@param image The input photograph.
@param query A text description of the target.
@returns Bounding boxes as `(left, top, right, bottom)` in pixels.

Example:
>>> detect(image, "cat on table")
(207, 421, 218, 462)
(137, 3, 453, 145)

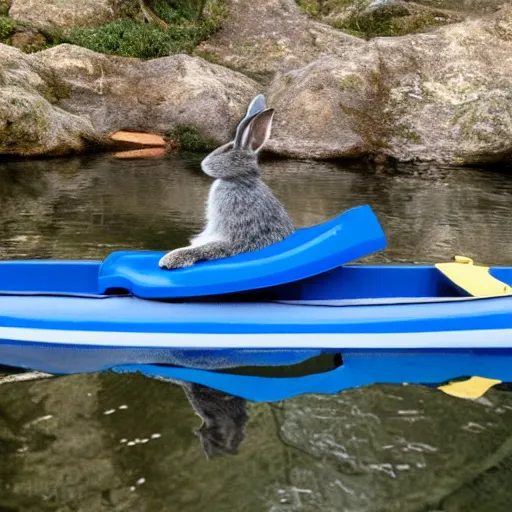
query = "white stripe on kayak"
(0, 326, 511, 349)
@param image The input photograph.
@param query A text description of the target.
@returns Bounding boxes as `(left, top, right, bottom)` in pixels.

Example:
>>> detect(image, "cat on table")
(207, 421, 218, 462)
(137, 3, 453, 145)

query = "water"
(0, 153, 512, 511)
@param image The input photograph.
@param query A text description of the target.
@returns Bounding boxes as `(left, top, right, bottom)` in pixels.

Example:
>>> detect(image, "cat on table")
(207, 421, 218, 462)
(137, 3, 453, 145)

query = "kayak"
(0, 205, 511, 401)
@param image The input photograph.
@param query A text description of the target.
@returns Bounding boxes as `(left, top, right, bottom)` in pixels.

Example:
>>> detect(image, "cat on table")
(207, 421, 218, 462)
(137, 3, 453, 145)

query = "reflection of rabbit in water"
(182, 383, 248, 459)
(159, 94, 295, 269)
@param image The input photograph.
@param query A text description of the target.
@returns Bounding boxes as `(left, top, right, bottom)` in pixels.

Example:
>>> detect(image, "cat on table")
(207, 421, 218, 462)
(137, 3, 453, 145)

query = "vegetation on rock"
(0, 0, 227, 58)
(0, 15, 64, 51)
(65, 0, 227, 58)
(0, 15, 15, 40)
(297, 0, 460, 39)
(167, 125, 219, 152)
(0, 0, 10, 16)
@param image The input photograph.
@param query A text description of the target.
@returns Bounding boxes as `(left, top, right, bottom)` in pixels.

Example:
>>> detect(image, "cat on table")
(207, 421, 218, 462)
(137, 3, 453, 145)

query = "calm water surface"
(0, 154, 512, 511)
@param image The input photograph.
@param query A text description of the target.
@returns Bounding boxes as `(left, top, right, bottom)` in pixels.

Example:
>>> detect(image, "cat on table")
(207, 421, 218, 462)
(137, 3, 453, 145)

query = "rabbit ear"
(234, 94, 266, 146)
(246, 94, 266, 118)
(240, 108, 275, 153)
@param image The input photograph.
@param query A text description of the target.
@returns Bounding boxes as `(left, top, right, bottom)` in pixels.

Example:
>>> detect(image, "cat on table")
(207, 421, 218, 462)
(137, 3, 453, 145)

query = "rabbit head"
(201, 94, 275, 179)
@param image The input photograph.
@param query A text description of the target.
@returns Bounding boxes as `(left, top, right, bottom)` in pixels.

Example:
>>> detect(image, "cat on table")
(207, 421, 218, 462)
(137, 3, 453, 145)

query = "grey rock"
(194, 0, 364, 80)
(0, 44, 102, 156)
(266, 5, 512, 163)
(9, 0, 137, 30)
(0, 43, 260, 156)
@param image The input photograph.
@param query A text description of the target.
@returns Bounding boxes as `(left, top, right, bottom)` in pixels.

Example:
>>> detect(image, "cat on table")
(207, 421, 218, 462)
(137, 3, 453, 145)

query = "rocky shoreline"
(1, 0, 512, 164)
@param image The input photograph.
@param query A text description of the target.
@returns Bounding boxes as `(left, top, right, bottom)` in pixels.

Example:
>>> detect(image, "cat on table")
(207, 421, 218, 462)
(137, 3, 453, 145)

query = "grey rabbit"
(159, 94, 295, 270)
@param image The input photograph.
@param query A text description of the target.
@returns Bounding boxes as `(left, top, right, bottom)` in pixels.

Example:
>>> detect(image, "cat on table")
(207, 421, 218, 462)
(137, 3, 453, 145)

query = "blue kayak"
(0, 205, 511, 401)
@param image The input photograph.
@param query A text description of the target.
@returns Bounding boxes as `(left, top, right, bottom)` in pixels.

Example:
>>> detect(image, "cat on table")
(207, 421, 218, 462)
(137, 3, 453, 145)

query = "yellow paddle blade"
(435, 255, 512, 297)
(438, 377, 502, 399)
(435, 256, 509, 398)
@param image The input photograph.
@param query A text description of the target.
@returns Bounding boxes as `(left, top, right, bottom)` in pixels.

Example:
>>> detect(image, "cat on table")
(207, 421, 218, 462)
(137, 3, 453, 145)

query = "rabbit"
(158, 94, 295, 270)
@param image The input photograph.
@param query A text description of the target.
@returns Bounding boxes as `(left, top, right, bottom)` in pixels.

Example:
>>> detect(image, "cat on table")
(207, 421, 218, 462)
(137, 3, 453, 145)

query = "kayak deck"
(0, 258, 510, 299)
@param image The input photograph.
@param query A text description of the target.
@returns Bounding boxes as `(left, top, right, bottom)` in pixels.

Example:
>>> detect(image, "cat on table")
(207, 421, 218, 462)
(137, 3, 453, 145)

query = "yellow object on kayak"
(435, 255, 512, 297)
(435, 256, 511, 399)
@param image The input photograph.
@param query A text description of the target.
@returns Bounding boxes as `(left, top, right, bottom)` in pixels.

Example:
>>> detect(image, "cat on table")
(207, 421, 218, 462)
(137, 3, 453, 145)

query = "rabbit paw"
(159, 248, 197, 270)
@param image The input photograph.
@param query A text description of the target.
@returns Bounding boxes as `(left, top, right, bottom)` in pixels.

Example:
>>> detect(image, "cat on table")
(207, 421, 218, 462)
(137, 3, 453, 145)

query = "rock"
(110, 131, 167, 146)
(0, 42, 260, 156)
(302, 0, 466, 39)
(265, 5, 512, 163)
(0, 44, 103, 156)
(194, 0, 364, 80)
(30, 44, 260, 140)
(10, 27, 47, 52)
(414, 0, 509, 15)
(9, 0, 137, 30)
(276, 385, 512, 511)
(3, 2, 512, 164)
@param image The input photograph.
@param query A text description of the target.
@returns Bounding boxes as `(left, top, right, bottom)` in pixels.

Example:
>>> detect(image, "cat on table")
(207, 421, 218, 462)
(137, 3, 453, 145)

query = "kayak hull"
(0, 218, 511, 400)
(0, 262, 511, 376)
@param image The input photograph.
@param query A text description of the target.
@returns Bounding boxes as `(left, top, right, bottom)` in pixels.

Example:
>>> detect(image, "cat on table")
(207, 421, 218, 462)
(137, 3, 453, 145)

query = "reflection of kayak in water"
(0, 205, 511, 401)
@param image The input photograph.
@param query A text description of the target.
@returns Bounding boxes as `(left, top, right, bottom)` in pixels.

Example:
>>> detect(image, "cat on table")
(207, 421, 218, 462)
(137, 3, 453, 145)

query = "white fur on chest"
(190, 180, 224, 246)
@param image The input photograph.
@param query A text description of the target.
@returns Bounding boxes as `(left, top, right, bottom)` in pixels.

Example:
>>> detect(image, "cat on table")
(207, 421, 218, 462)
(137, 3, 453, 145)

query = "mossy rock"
(0, 0, 11, 16)
(0, 15, 15, 41)
(167, 125, 219, 152)
(0, 15, 61, 52)
(297, 0, 463, 39)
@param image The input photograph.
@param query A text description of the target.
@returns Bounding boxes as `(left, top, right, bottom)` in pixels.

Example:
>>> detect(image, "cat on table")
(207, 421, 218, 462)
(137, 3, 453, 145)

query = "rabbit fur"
(159, 95, 294, 270)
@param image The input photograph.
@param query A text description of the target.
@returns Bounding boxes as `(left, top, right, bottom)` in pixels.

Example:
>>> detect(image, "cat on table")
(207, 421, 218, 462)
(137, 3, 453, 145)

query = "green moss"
(64, 0, 227, 59)
(296, 0, 321, 16)
(394, 126, 421, 143)
(0, 15, 15, 41)
(0, 16, 64, 51)
(168, 125, 218, 151)
(339, 73, 363, 92)
(152, 0, 206, 22)
(297, 0, 353, 16)
(194, 49, 222, 65)
(333, 3, 412, 38)
(8, 97, 30, 108)
(0, 0, 10, 17)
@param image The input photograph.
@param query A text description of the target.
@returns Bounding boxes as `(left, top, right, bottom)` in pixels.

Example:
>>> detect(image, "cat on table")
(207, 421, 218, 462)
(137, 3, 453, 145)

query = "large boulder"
(29, 44, 260, 140)
(0, 44, 101, 156)
(0, 42, 260, 156)
(8, 0, 137, 29)
(194, 0, 364, 80)
(266, 5, 512, 163)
